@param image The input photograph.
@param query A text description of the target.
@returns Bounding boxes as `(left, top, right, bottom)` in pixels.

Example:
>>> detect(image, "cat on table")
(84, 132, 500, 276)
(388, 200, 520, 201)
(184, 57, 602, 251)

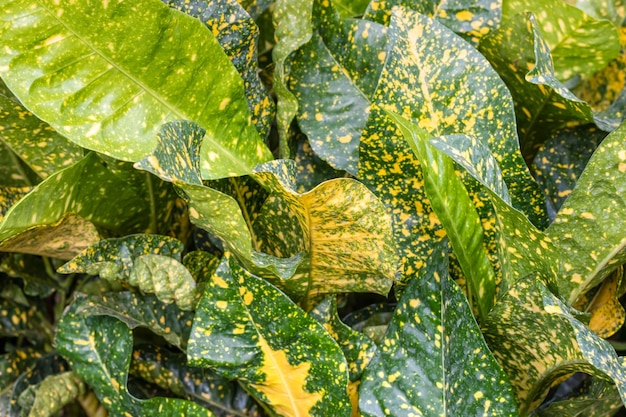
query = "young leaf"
(359, 240, 519, 417)
(386, 111, 496, 320)
(56, 301, 214, 416)
(502, 0, 620, 81)
(0, 0, 271, 178)
(187, 255, 352, 417)
(546, 122, 626, 304)
(484, 275, 626, 415)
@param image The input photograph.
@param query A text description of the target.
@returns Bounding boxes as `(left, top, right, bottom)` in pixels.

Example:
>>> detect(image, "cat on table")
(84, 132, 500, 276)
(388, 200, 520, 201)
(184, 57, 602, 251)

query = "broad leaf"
(0, 348, 42, 389)
(56, 301, 214, 416)
(502, 0, 620, 81)
(342, 302, 396, 345)
(546, 122, 626, 304)
(17, 371, 85, 417)
(484, 275, 626, 415)
(0, 0, 271, 178)
(187, 255, 352, 417)
(583, 269, 625, 338)
(0, 79, 83, 179)
(478, 12, 595, 160)
(359, 240, 519, 416)
(0, 298, 52, 343)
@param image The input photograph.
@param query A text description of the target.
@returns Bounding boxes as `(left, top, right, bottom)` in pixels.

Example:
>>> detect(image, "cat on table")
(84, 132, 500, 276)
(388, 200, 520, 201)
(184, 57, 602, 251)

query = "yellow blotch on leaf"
(456, 10, 473, 21)
(249, 338, 324, 417)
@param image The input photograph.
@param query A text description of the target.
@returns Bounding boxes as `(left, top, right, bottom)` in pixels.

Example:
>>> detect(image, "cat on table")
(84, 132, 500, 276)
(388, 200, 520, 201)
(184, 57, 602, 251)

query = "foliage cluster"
(1, 0, 626, 416)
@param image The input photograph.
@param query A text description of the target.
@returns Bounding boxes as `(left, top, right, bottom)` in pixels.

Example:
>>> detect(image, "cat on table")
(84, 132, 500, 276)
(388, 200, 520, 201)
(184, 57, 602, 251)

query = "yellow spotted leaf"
(187, 255, 352, 417)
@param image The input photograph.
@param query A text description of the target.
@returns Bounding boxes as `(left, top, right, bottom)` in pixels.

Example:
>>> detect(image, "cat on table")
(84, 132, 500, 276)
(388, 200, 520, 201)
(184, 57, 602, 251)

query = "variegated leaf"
(359, 240, 519, 416)
(17, 372, 85, 417)
(0, 0, 271, 178)
(187, 255, 352, 417)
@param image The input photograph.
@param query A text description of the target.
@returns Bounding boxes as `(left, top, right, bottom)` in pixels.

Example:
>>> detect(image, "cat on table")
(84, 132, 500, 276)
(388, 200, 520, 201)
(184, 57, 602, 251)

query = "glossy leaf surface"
(359, 240, 518, 416)
(188, 255, 352, 417)
(0, 0, 271, 178)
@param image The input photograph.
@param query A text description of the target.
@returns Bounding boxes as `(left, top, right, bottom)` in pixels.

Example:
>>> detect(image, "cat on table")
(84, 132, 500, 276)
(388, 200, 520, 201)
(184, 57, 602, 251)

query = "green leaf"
(546, 121, 626, 304)
(0, 348, 42, 389)
(386, 111, 496, 320)
(532, 125, 607, 218)
(0, 0, 271, 178)
(0, 79, 83, 179)
(502, 0, 620, 81)
(273, 0, 315, 156)
(342, 303, 396, 345)
(484, 274, 626, 415)
(359, 240, 519, 417)
(162, 0, 275, 139)
(130, 345, 262, 416)
(0, 140, 38, 188)
(17, 371, 85, 417)
(334, 0, 370, 18)
(71, 292, 194, 350)
(56, 301, 214, 416)
(188, 255, 352, 417)
(364, 0, 502, 44)
(478, 12, 595, 161)
(0, 298, 52, 343)
(291, 132, 346, 193)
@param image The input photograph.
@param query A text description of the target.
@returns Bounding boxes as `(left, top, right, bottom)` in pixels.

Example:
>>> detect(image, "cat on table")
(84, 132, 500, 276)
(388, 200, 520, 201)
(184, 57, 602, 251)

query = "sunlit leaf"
(188, 255, 352, 417)
(0, 0, 271, 178)
(502, 0, 620, 81)
(359, 240, 519, 416)
(546, 122, 626, 304)
(582, 269, 625, 338)
(17, 371, 85, 417)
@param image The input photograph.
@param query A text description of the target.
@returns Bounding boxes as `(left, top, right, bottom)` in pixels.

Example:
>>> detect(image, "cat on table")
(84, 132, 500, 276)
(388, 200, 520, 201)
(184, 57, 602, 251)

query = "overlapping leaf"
(188, 255, 352, 417)
(484, 275, 626, 415)
(56, 301, 214, 416)
(502, 0, 620, 81)
(479, 12, 595, 160)
(0, 299, 52, 343)
(130, 345, 262, 417)
(162, 0, 274, 138)
(0, 0, 271, 178)
(0, 79, 83, 180)
(0, 348, 42, 389)
(546, 122, 626, 304)
(17, 371, 85, 417)
(359, 240, 519, 416)
(583, 269, 625, 338)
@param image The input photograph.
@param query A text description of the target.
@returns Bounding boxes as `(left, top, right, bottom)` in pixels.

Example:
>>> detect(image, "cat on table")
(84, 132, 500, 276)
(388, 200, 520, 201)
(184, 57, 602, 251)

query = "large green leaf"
(387, 111, 496, 320)
(359, 240, 519, 416)
(358, 7, 545, 294)
(162, 0, 275, 139)
(546, 121, 626, 304)
(502, 0, 620, 81)
(0, 79, 83, 180)
(0, 0, 271, 179)
(478, 12, 595, 161)
(56, 301, 214, 416)
(17, 371, 85, 417)
(187, 255, 352, 417)
(484, 275, 626, 415)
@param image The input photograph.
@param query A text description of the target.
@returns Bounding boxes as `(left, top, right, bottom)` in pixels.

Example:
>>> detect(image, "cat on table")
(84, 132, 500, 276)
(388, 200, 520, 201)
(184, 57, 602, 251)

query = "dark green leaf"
(0, 299, 52, 343)
(188, 255, 352, 417)
(359, 240, 519, 416)
(0, 0, 271, 178)
(0, 349, 43, 389)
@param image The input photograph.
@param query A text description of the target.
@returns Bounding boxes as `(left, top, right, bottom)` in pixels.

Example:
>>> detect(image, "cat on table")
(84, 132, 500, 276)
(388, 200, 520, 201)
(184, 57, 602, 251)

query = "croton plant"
(0, 0, 625, 416)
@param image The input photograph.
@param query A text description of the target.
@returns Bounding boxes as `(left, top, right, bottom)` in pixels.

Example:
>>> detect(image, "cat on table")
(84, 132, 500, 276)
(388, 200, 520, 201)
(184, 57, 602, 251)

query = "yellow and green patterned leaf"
(545, 122, 626, 304)
(56, 301, 214, 416)
(364, 0, 502, 44)
(532, 125, 607, 218)
(502, 0, 620, 82)
(162, 0, 274, 139)
(187, 255, 352, 417)
(292, 133, 347, 193)
(0, 134, 39, 188)
(71, 292, 194, 350)
(580, 268, 625, 338)
(0, 348, 42, 389)
(17, 371, 85, 417)
(484, 275, 626, 415)
(478, 12, 595, 160)
(0, 0, 271, 179)
(0, 79, 83, 180)
(359, 240, 519, 416)
(0, 298, 53, 343)
(387, 111, 496, 320)
(130, 345, 263, 416)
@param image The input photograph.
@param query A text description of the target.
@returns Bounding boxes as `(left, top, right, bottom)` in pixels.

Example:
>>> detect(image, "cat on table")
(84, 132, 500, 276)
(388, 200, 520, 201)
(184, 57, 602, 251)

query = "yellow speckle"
(216, 301, 228, 309)
(474, 391, 484, 400)
(409, 299, 420, 308)
(338, 134, 351, 144)
(213, 276, 229, 289)
(619, 162, 626, 173)
(243, 291, 253, 306)
(219, 98, 231, 111)
(315, 113, 323, 121)
(456, 10, 473, 21)
(189, 207, 199, 219)
(580, 212, 595, 220)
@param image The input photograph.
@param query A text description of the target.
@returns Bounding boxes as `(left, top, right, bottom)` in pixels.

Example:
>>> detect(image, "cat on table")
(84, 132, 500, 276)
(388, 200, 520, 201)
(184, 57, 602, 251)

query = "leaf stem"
(145, 172, 158, 234)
